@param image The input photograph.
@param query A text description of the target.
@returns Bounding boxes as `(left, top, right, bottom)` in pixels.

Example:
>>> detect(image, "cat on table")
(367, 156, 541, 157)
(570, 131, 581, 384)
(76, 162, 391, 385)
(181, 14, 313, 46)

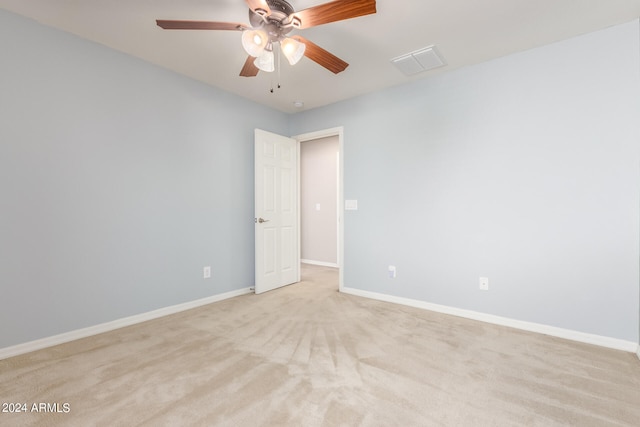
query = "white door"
(255, 129, 299, 294)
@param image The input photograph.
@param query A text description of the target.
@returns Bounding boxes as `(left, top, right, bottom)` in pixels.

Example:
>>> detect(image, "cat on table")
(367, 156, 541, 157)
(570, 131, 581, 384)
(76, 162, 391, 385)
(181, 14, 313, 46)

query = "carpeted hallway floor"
(1, 264, 639, 426)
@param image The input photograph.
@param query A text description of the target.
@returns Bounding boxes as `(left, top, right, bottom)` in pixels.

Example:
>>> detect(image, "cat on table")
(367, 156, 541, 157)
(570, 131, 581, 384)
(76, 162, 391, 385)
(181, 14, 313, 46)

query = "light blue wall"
(2, 9, 639, 349)
(0, 10, 288, 348)
(291, 20, 640, 342)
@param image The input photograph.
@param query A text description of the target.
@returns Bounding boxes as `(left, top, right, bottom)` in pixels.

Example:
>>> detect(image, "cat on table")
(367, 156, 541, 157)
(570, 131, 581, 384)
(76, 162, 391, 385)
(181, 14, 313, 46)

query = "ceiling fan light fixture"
(254, 49, 275, 72)
(241, 29, 268, 57)
(281, 37, 306, 65)
(156, 0, 378, 77)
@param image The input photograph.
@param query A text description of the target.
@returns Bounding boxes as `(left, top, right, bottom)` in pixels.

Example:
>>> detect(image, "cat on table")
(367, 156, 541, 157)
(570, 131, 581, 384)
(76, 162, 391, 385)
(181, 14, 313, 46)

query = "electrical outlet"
(203, 266, 211, 279)
(479, 277, 489, 291)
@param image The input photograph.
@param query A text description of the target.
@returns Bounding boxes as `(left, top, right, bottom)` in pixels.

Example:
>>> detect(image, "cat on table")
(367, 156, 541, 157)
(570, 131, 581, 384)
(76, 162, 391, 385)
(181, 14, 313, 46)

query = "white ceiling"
(2, 0, 640, 113)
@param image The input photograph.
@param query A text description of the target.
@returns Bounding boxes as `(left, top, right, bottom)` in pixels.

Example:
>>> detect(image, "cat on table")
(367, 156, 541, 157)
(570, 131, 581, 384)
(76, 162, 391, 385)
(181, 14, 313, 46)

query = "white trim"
(341, 286, 638, 353)
(636, 344, 640, 361)
(295, 137, 302, 284)
(0, 288, 253, 360)
(301, 259, 339, 268)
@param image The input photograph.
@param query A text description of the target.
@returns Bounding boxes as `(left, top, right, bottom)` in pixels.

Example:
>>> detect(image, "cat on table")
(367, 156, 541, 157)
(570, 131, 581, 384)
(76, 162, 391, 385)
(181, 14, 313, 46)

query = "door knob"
(257, 218, 270, 223)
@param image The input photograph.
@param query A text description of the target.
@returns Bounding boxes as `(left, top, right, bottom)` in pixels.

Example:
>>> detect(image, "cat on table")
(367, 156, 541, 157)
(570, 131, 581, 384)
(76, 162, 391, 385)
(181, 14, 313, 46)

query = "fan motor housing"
(249, 0, 295, 29)
(266, 0, 295, 16)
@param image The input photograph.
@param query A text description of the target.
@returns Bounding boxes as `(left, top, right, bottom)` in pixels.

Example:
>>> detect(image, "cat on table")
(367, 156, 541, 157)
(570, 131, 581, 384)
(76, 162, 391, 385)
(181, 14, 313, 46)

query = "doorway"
(295, 127, 344, 291)
(300, 136, 339, 267)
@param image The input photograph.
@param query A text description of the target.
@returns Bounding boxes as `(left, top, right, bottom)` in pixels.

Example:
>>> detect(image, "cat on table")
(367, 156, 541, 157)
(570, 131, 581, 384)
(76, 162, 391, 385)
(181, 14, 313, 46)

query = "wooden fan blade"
(156, 20, 249, 31)
(292, 36, 348, 74)
(240, 55, 260, 77)
(245, 0, 272, 16)
(292, 0, 376, 29)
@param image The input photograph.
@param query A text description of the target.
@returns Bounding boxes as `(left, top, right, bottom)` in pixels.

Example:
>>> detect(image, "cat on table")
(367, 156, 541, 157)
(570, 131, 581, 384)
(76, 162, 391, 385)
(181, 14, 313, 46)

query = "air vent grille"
(391, 46, 446, 76)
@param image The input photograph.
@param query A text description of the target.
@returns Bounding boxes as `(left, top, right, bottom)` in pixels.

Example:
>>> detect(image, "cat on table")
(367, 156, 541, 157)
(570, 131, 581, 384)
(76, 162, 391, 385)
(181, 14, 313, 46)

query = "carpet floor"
(1, 264, 639, 426)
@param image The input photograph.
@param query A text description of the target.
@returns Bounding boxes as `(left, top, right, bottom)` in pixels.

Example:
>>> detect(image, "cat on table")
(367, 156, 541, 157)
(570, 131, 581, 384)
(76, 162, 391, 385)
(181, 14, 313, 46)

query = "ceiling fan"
(156, 0, 376, 77)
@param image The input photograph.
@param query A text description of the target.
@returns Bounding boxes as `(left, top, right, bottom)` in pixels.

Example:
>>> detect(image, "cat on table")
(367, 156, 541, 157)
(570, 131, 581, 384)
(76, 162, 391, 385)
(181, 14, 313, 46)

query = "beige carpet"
(1, 264, 639, 426)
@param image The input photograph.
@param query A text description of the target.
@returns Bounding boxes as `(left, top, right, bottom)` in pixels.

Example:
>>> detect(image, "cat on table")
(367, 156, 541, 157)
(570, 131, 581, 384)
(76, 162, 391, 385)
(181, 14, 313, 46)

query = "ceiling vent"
(391, 46, 446, 76)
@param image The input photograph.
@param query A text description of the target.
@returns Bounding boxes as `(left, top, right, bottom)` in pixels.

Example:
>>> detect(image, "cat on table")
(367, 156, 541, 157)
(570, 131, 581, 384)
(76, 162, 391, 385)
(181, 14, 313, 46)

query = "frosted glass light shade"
(254, 50, 275, 72)
(241, 30, 268, 57)
(280, 37, 306, 65)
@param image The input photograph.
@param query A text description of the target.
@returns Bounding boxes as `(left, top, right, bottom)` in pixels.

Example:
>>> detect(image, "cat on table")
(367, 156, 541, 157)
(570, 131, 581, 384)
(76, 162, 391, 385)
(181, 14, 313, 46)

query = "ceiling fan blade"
(245, 0, 272, 16)
(156, 20, 249, 31)
(292, 36, 348, 74)
(240, 55, 260, 77)
(292, 0, 376, 29)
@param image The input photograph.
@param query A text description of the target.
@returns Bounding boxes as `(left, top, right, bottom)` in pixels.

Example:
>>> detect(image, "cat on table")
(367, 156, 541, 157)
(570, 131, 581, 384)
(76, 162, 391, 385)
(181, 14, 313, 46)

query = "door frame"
(293, 127, 345, 292)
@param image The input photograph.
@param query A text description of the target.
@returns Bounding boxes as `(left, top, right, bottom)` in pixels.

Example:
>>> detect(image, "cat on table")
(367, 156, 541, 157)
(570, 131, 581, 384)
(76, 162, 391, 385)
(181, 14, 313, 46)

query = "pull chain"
(270, 45, 282, 93)
(277, 46, 281, 89)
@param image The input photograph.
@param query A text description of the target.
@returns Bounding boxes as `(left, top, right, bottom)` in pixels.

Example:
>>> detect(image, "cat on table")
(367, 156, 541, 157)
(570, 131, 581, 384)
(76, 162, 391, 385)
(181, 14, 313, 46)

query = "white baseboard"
(636, 345, 640, 361)
(301, 259, 339, 268)
(341, 287, 638, 354)
(0, 287, 253, 361)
